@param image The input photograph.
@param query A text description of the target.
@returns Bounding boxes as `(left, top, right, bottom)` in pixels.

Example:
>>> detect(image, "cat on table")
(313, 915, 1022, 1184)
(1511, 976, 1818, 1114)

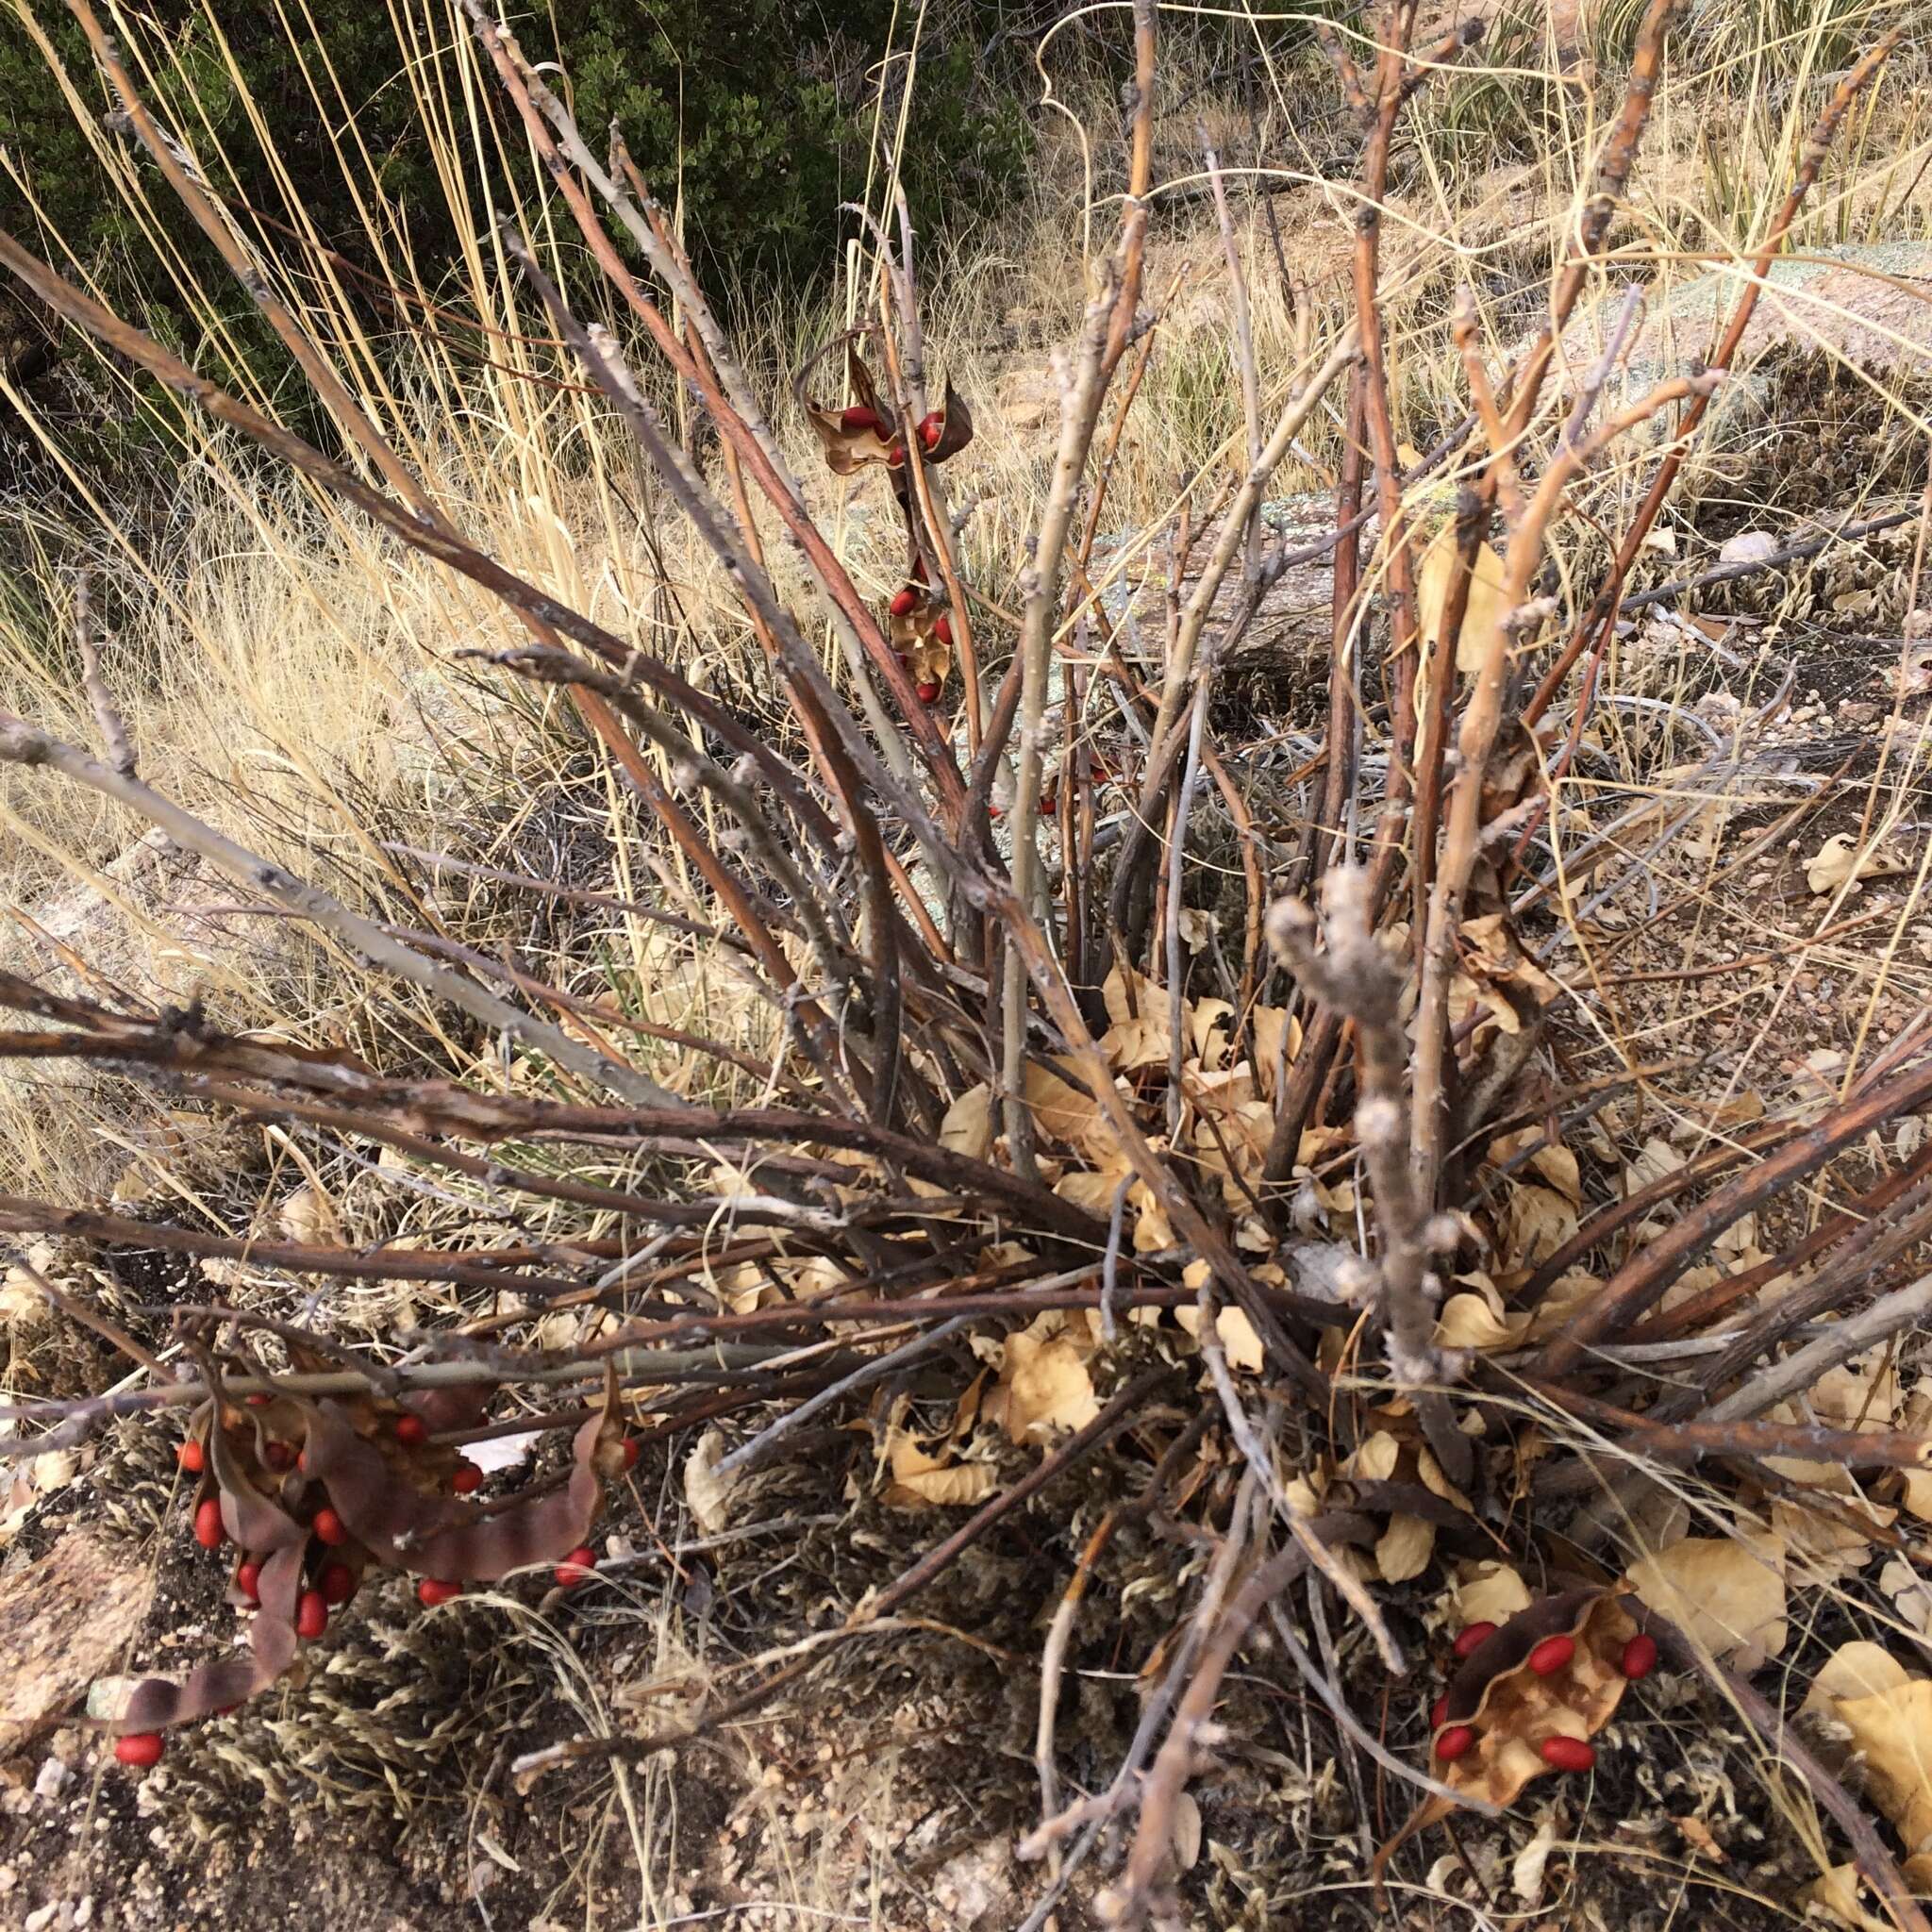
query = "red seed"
(264, 1441, 295, 1472)
(245, 1393, 270, 1408)
(193, 1497, 225, 1550)
(621, 1438, 639, 1471)
(311, 1507, 347, 1547)
(889, 586, 919, 618)
(114, 1733, 164, 1769)
(918, 410, 944, 451)
(236, 1561, 261, 1604)
(452, 1465, 482, 1495)
(916, 679, 941, 704)
(1435, 1724, 1476, 1762)
(886, 442, 907, 468)
(555, 1545, 597, 1589)
(840, 405, 883, 434)
(933, 614, 953, 647)
(319, 1562, 356, 1607)
(1451, 1621, 1497, 1659)
(1621, 1634, 1659, 1681)
(296, 1590, 327, 1640)
(297, 1451, 308, 1474)
(417, 1577, 463, 1608)
(392, 1414, 428, 1448)
(1430, 1693, 1449, 1729)
(177, 1440, 206, 1474)
(1041, 793, 1057, 816)
(1540, 1735, 1596, 1774)
(1527, 1634, 1576, 1677)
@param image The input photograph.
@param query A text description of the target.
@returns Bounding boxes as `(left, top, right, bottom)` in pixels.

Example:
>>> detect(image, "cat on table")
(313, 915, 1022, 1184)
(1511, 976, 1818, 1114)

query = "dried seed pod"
(1377, 1590, 1641, 1889)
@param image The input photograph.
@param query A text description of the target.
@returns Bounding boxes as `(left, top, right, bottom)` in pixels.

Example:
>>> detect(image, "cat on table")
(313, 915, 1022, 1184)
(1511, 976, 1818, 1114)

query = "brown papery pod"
(1374, 1589, 1641, 1891)
(800, 343, 900, 475)
(920, 380, 974, 462)
(301, 1364, 623, 1582)
(109, 1387, 310, 1733)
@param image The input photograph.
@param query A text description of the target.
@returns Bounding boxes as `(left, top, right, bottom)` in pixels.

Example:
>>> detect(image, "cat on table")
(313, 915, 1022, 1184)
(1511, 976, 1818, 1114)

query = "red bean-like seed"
(556, 1545, 597, 1589)
(1451, 1621, 1497, 1659)
(1526, 1634, 1576, 1677)
(296, 1590, 327, 1640)
(264, 1441, 295, 1472)
(392, 1413, 428, 1447)
(114, 1733, 164, 1769)
(236, 1560, 261, 1604)
(1621, 1634, 1659, 1680)
(933, 614, 953, 648)
(193, 1497, 225, 1550)
(452, 1465, 482, 1494)
(417, 1577, 463, 1607)
(621, 1438, 639, 1471)
(886, 442, 907, 468)
(916, 679, 941, 704)
(1540, 1735, 1596, 1774)
(1430, 1694, 1449, 1729)
(918, 411, 943, 451)
(319, 1562, 356, 1607)
(177, 1440, 206, 1474)
(889, 587, 919, 618)
(244, 1393, 270, 1408)
(1434, 1724, 1476, 1762)
(840, 406, 883, 434)
(311, 1507, 347, 1547)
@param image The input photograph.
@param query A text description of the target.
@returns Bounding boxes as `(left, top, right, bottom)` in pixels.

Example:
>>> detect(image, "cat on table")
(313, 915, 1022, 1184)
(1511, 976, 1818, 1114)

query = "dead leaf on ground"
(940, 1082, 994, 1160)
(1375, 1511, 1436, 1583)
(983, 1311, 1100, 1444)
(1807, 833, 1907, 897)
(1451, 1561, 1534, 1628)
(1622, 1533, 1788, 1667)
(683, 1429, 740, 1535)
(1174, 1302, 1266, 1372)
(1802, 1864, 1891, 1932)
(880, 1428, 998, 1511)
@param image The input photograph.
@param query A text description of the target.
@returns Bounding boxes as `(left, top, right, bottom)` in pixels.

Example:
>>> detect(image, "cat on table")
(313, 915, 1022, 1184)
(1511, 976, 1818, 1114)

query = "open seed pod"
(798, 335, 974, 477)
(1374, 1588, 1644, 1890)
(889, 596, 955, 698)
(98, 1366, 627, 1736)
(801, 341, 902, 475)
(911, 380, 974, 463)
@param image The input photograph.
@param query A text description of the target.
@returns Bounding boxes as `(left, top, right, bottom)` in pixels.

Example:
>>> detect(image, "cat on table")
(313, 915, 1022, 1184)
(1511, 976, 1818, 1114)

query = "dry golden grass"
(1, 0, 1927, 1227)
